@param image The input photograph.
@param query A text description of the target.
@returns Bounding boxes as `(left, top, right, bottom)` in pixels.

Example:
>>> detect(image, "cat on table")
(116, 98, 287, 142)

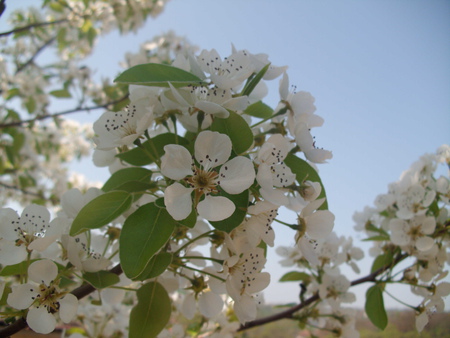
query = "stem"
(0, 264, 123, 337)
(383, 289, 417, 310)
(0, 19, 68, 38)
(15, 36, 56, 74)
(0, 95, 129, 129)
(175, 264, 226, 282)
(238, 252, 408, 332)
(174, 230, 215, 255)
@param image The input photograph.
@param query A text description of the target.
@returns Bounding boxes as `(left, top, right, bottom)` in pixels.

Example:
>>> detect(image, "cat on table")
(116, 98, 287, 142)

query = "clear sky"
(2, 0, 449, 308)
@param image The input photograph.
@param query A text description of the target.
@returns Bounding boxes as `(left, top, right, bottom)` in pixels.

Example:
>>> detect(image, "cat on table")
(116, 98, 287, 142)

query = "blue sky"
(2, 0, 449, 308)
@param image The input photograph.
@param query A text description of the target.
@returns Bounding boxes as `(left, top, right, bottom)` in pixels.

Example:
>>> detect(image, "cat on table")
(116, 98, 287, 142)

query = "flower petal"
(27, 307, 57, 334)
(7, 283, 36, 309)
(59, 293, 78, 323)
(28, 259, 58, 285)
(195, 131, 231, 170)
(161, 144, 193, 180)
(219, 156, 255, 194)
(198, 291, 224, 318)
(197, 195, 235, 221)
(164, 183, 193, 220)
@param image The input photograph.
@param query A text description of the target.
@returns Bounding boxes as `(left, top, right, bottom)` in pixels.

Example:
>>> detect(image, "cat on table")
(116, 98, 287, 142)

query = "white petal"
(246, 272, 271, 294)
(180, 293, 196, 320)
(164, 183, 193, 220)
(93, 149, 117, 167)
(195, 100, 229, 118)
(265, 134, 290, 161)
(416, 312, 428, 332)
(20, 204, 50, 234)
(160, 144, 193, 180)
(28, 259, 58, 285)
(279, 72, 289, 100)
(198, 195, 235, 221)
(304, 148, 333, 164)
(7, 284, 37, 309)
(0, 239, 27, 266)
(198, 291, 224, 318)
(195, 131, 231, 170)
(233, 294, 257, 324)
(291, 91, 316, 115)
(59, 294, 78, 323)
(0, 208, 20, 240)
(256, 163, 273, 190)
(219, 157, 255, 194)
(305, 210, 335, 240)
(27, 307, 57, 334)
(415, 236, 434, 251)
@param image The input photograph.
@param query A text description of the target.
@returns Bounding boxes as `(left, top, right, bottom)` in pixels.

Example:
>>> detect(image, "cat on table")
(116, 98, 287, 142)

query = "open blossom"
(389, 214, 436, 252)
(296, 197, 335, 241)
(93, 103, 154, 150)
(7, 260, 78, 334)
(0, 205, 66, 266)
(223, 248, 270, 323)
(256, 134, 296, 205)
(161, 130, 255, 221)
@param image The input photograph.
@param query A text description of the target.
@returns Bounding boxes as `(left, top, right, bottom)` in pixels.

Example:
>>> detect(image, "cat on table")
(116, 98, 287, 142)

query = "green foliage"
(120, 202, 176, 279)
(83, 271, 120, 289)
(284, 153, 328, 210)
(365, 285, 388, 331)
(117, 133, 189, 166)
(371, 252, 394, 273)
(279, 271, 311, 283)
(210, 111, 254, 155)
(134, 252, 173, 281)
(114, 63, 205, 88)
(210, 189, 249, 233)
(244, 101, 274, 119)
(102, 167, 153, 192)
(70, 191, 133, 236)
(241, 63, 270, 97)
(129, 282, 172, 338)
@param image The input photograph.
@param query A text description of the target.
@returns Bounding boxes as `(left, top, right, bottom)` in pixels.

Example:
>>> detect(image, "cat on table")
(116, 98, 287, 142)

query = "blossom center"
(186, 167, 219, 194)
(33, 283, 64, 313)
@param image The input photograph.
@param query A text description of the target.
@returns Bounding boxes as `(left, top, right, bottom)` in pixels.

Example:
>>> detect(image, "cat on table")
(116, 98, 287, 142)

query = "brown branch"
(238, 252, 408, 332)
(0, 19, 67, 38)
(0, 95, 129, 129)
(15, 36, 56, 74)
(0, 264, 123, 337)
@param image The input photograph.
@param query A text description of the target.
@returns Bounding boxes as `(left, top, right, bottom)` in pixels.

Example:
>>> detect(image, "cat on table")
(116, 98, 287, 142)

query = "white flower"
(93, 103, 154, 150)
(7, 259, 78, 334)
(0, 205, 65, 266)
(294, 121, 333, 163)
(296, 198, 335, 241)
(245, 201, 278, 247)
(389, 215, 436, 251)
(223, 248, 270, 324)
(318, 273, 355, 310)
(256, 134, 296, 205)
(161, 130, 255, 221)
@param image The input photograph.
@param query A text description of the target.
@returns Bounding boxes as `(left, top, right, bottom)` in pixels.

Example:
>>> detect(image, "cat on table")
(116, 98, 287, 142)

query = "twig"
(238, 253, 408, 332)
(0, 95, 129, 129)
(0, 19, 67, 38)
(0, 264, 123, 337)
(15, 36, 56, 74)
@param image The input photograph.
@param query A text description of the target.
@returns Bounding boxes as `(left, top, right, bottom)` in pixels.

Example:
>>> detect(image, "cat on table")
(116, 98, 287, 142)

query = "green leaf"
(102, 168, 153, 192)
(365, 285, 388, 330)
(284, 153, 328, 210)
(244, 101, 274, 119)
(210, 111, 253, 154)
(114, 63, 205, 88)
(25, 97, 36, 113)
(279, 271, 311, 283)
(49, 89, 71, 98)
(371, 252, 394, 273)
(129, 282, 171, 338)
(210, 189, 249, 233)
(120, 203, 176, 279)
(83, 271, 120, 289)
(0, 260, 38, 276)
(362, 235, 390, 242)
(241, 63, 270, 97)
(70, 191, 133, 236)
(117, 133, 189, 166)
(134, 252, 173, 281)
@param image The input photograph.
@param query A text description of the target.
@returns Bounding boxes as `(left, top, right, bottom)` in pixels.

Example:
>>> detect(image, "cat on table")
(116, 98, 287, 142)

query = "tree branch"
(0, 19, 67, 38)
(238, 252, 408, 332)
(0, 264, 123, 337)
(15, 36, 56, 74)
(0, 95, 129, 129)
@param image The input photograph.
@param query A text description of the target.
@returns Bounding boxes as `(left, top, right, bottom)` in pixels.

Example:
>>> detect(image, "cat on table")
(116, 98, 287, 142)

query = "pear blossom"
(161, 130, 255, 221)
(0, 205, 66, 266)
(223, 248, 270, 323)
(296, 198, 335, 241)
(389, 215, 436, 252)
(93, 103, 154, 150)
(7, 259, 78, 334)
(256, 134, 296, 205)
(318, 273, 355, 310)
